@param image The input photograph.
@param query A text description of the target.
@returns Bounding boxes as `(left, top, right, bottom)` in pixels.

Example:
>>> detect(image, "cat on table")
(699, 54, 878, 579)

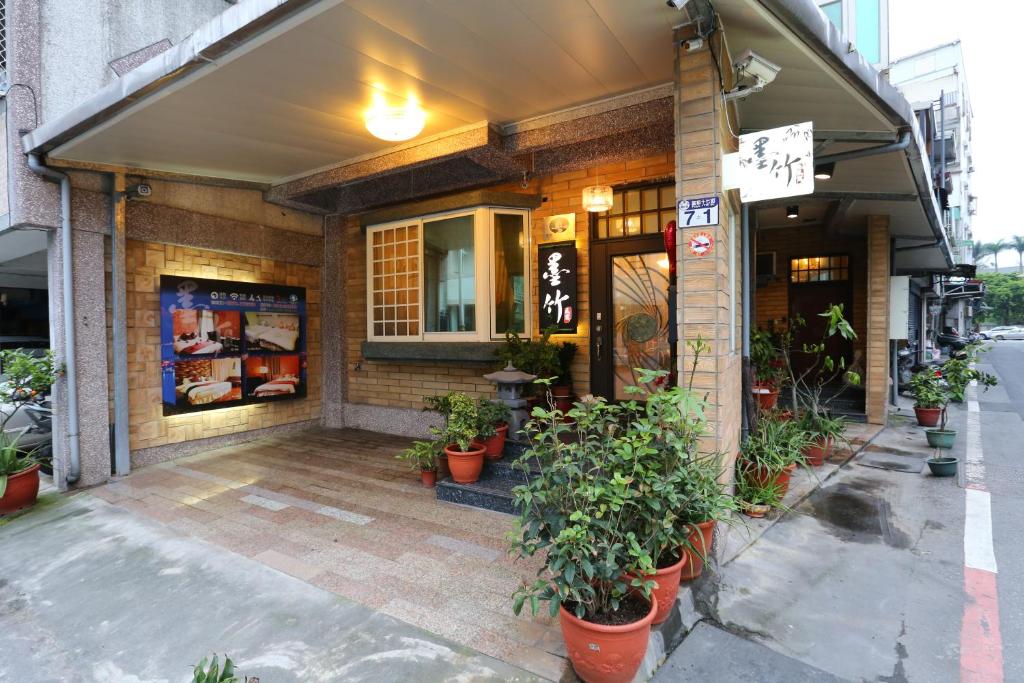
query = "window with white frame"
(366, 207, 530, 341)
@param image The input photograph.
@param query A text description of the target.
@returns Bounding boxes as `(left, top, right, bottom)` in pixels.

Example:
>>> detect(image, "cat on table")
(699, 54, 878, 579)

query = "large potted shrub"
(495, 328, 562, 405)
(942, 342, 997, 403)
(436, 393, 485, 484)
(751, 329, 786, 410)
(475, 398, 511, 460)
(909, 370, 946, 427)
(738, 414, 809, 499)
(396, 440, 440, 488)
(510, 390, 660, 683)
(674, 452, 736, 582)
(0, 349, 58, 515)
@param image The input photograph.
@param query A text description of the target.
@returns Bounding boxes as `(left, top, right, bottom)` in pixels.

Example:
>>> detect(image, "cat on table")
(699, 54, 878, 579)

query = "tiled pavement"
(89, 428, 566, 681)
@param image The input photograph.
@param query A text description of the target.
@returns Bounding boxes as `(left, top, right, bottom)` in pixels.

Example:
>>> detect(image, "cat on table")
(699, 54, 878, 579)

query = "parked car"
(991, 327, 1024, 341)
(980, 326, 1018, 340)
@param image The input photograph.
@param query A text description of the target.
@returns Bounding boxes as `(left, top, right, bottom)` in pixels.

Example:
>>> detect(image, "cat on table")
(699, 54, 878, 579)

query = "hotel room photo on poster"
(160, 275, 307, 415)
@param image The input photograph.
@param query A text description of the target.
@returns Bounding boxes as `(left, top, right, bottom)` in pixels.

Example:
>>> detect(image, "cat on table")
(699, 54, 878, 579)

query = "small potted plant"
(551, 340, 578, 411)
(496, 328, 562, 405)
(396, 440, 440, 487)
(475, 399, 511, 460)
(735, 476, 784, 518)
(909, 370, 946, 428)
(738, 414, 809, 499)
(435, 393, 485, 484)
(797, 411, 846, 467)
(0, 349, 58, 515)
(675, 452, 737, 582)
(751, 329, 785, 410)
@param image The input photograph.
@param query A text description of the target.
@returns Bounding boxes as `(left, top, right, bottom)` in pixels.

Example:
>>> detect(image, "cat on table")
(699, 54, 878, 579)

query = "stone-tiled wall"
(342, 154, 675, 423)
(115, 240, 322, 459)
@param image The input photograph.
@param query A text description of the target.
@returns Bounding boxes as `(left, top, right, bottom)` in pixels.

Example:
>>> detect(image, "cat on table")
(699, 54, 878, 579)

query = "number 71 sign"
(677, 196, 719, 228)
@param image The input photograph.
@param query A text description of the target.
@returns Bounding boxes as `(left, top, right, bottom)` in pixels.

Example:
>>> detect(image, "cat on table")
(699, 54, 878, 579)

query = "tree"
(974, 242, 992, 270)
(990, 239, 1008, 272)
(978, 273, 1024, 325)
(1012, 235, 1024, 273)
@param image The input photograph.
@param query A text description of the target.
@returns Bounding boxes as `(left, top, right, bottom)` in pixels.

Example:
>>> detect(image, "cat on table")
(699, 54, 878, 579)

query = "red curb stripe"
(961, 567, 1004, 682)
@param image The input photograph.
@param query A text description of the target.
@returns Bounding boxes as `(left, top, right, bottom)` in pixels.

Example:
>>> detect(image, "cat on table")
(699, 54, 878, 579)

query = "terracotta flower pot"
(753, 385, 779, 410)
(744, 462, 797, 499)
(742, 502, 771, 518)
(444, 443, 486, 484)
(559, 595, 657, 683)
(552, 385, 574, 412)
(644, 553, 688, 624)
(0, 463, 41, 515)
(914, 406, 942, 428)
(680, 520, 716, 581)
(420, 469, 437, 488)
(480, 423, 509, 460)
(802, 436, 834, 467)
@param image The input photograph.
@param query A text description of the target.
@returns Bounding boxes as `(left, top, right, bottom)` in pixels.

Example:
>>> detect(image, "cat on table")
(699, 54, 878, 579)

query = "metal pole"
(741, 202, 756, 439)
(110, 174, 130, 475)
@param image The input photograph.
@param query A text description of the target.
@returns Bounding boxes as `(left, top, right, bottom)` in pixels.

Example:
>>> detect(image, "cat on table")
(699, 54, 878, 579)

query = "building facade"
(2, 0, 952, 492)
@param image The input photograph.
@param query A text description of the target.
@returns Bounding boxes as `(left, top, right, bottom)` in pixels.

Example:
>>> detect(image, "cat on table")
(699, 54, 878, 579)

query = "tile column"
(321, 216, 346, 429)
(673, 25, 742, 464)
(865, 216, 891, 425)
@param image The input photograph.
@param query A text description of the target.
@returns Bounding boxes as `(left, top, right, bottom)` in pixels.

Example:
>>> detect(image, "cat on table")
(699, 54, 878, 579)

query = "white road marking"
(964, 488, 998, 574)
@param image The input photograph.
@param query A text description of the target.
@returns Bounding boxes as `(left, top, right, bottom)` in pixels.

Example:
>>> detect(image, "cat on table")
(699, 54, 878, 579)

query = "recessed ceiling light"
(814, 162, 835, 180)
(786, 205, 799, 219)
(365, 93, 426, 142)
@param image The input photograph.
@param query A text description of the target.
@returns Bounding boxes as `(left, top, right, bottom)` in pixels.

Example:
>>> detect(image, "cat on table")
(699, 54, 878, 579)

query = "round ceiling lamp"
(582, 185, 613, 212)
(365, 93, 426, 142)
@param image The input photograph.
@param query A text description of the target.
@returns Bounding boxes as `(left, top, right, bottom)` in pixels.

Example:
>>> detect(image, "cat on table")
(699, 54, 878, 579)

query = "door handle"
(595, 325, 603, 362)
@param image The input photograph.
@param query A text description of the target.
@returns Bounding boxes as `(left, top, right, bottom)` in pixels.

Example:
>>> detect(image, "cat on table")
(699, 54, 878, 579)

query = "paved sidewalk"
(0, 492, 538, 683)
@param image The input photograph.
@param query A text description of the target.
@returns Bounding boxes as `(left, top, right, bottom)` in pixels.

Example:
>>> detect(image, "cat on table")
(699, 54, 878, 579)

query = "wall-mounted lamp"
(582, 185, 614, 212)
(786, 205, 799, 219)
(814, 162, 835, 180)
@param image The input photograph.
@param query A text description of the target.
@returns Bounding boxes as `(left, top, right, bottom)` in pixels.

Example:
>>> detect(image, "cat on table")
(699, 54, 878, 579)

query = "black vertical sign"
(538, 241, 578, 333)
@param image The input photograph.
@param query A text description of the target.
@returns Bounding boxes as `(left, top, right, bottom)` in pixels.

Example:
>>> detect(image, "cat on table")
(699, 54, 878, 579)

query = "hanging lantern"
(581, 185, 613, 212)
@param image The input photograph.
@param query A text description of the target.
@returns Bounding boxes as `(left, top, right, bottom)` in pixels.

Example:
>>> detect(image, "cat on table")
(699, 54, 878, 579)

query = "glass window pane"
(625, 190, 641, 213)
(660, 211, 674, 231)
(659, 186, 675, 208)
(642, 213, 660, 234)
(855, 0, 881, 63)
(642, 188, 658, 211)
(598, 218, 608, 239)
(493, 213, 526, 335)
(625, 215, 641, 236)
(423, 214, 476, 333)
(609, 217, 624, 237)
(821, 0, 842, 31)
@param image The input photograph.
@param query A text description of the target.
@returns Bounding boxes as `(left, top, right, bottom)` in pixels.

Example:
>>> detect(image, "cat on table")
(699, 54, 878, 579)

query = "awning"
(20, 0, 950, 271)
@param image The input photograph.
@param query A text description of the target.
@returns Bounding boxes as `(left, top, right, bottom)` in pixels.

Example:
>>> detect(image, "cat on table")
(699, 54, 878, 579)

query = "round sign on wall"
(687, 230, 714, 257)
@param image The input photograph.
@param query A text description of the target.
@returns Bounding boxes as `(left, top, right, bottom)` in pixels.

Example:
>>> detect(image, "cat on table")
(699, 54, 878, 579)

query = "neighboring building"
(3, 0, 951, 495)
(815, 0, 890, 67)
(890, 42, 981, 340)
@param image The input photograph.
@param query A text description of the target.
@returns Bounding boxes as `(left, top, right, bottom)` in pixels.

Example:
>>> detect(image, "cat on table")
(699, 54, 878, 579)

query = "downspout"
(27, 154, 80, 485)
(740, 203, 756, 439)
(814, 130, 912, 166)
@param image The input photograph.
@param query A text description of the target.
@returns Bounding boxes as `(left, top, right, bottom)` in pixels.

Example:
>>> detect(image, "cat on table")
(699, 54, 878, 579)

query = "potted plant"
(735, 476, 784, 518)
(191, 653, 241, 682)
(396, 440, 440, 488)
(435, 393, 485, 484)
(496, 328, 562, 404)
(738, 414, 809, 500)
(424, 392, 456, 477)
(674, 452, 736, 582)
(942, 342, 997, 403)
(909, 370, 946, 428)
(0, 349, 58, 515)
(924, 394, 958, 450)
(475, 399, 511, 459)
(551, 340, 578, 411)
(797, 411, 846, 467)
(510, 387, 661, 683)
(751, 329, 785, 410)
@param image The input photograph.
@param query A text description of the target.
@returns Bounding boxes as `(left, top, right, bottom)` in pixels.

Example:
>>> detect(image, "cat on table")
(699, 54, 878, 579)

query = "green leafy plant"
(423, 392, 456, 426)
(191, 653, 239, 683)
(0, 433, 32, 498)
(475, 398, 510, 439)
(556, 341, 578, 386)
(796, 410, 847, 447)
(509, 338, 729, 621)
(942, 342, 998, 402)
(495, 328, 562, 383)
(739, 413, 810, 476)
(751, 329, 786, 388)
(433, 392, 479, 452)
(396, 440, 440, 472)
(0, 349, 59, 495)
(909, 370, 947, 409)
(735, 474, 784, 508)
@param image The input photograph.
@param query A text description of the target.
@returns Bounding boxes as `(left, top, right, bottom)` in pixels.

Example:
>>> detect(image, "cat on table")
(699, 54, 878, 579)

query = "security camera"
(125, 183, 152, 200)
(666, 0, 691, 9)
(724, 49, 781, 102)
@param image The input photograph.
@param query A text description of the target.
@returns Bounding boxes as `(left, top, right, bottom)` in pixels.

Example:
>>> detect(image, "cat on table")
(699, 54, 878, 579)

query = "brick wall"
(115, 240, 322, 455)
(343, 154, 675, 413)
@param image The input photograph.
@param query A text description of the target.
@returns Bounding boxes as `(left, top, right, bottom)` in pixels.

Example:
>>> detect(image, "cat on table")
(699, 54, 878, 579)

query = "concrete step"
(435, 453, 536, 515)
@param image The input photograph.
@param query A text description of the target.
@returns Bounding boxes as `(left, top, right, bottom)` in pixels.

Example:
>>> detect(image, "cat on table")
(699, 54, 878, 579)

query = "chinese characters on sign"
(538, 242, 578, 333)
(738, 121, 814, 202)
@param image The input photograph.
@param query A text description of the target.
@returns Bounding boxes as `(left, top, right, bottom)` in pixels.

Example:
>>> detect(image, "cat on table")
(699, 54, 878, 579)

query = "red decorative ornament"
(663, 219, 677, 279)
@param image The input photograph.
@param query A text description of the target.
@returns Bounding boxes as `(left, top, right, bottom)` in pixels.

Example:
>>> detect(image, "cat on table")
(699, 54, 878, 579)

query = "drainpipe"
(27, 154, 80, 485)
(740, 203, 755, 439)
(814, 130, 912, 166)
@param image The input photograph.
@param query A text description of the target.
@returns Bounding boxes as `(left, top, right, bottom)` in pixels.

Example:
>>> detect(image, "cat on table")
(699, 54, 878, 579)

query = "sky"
(889, 1, 1024, 246)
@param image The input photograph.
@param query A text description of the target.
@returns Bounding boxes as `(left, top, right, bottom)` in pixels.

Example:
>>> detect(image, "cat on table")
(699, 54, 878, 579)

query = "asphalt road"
(978, 340, 1024, 681)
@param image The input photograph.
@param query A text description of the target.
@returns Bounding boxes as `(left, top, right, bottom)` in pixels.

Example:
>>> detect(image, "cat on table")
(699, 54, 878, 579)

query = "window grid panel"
(370, 224, 420, 337)
(789, 255, 850, 283)
(594, 182, 675, 242)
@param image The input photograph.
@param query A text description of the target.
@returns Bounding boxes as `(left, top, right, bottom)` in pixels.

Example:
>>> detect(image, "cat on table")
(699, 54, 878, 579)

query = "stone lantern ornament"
(483, 362, 536, 440)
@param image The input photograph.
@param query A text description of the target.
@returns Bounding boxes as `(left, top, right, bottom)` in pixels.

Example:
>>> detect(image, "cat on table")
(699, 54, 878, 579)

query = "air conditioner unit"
(756, 252, 777, 287)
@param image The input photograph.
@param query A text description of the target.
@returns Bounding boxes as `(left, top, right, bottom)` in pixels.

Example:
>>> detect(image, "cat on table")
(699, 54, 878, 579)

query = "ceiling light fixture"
(814, 162, 835, 180)
(365, 92, 426, 142)
(582, 184, 614, 213)
(786, 205, 799, 219)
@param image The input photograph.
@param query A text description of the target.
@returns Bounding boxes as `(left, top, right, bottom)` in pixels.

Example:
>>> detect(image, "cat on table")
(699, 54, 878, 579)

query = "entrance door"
(590, 235, 673, 400)
(787, 254, 854, 380)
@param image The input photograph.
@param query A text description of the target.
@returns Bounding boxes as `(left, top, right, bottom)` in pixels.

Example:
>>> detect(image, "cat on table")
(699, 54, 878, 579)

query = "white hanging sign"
(738, 122, 814, 202)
